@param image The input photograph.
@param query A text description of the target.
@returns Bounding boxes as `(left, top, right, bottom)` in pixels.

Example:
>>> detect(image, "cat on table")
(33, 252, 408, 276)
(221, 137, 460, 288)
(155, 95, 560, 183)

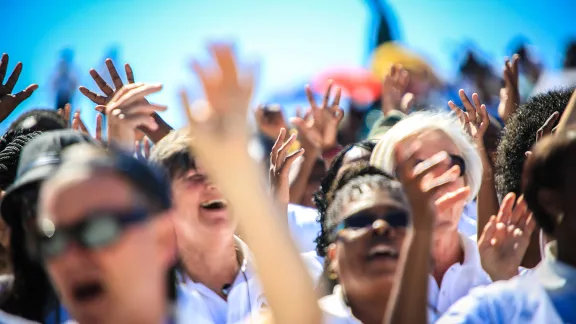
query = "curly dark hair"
(495, 88, 574, 199)
(0, 129, 42, 190)
(316, 161, 401, 294)
(523, 133, 576, 235)
(312, 140, 377, 257)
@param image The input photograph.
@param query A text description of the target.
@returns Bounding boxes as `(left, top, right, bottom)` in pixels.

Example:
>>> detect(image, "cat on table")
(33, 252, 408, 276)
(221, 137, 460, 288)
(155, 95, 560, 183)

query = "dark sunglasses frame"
(37, 208, 150, 259)
(395, 154, 466, 178)
(330, 210, 409, 241)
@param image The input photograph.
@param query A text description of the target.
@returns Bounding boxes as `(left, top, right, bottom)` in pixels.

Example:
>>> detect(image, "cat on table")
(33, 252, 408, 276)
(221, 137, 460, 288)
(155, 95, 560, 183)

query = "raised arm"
(182, 43, 321, 324)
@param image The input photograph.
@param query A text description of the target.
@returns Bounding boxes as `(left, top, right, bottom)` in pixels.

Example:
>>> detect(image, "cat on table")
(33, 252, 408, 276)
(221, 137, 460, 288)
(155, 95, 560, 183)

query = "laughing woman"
(318, 150, 468, 323)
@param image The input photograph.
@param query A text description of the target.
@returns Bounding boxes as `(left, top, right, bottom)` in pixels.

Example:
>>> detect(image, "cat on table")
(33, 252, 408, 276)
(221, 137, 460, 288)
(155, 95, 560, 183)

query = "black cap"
(0, 130, 98, 228)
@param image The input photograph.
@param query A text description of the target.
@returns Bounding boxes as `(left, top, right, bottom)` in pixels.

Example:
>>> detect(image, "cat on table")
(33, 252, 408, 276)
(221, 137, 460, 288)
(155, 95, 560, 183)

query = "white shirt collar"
(319, 285, 361, 324)
(537, 241, 576, 291)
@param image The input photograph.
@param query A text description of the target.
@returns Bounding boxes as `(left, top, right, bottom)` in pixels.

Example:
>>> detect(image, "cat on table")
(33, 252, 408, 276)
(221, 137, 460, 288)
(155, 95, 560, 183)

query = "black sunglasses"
(331, 210, 409, 240)
(37, 209, 150, 259)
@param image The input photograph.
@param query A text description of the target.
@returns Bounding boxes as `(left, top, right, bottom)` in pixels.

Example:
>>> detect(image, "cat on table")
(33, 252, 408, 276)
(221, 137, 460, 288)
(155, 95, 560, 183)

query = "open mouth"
(367, 244, 399, 261)
(200, 199, 228, 211)
(72, 281, 105, 303)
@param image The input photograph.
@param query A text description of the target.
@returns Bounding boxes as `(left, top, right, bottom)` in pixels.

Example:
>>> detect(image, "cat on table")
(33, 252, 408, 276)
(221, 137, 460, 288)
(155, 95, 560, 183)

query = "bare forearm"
(384, 229, 432, 324)
(476, 150, 500, 239)
(289, 151, 318, 204)
(213, 156, 321, 324)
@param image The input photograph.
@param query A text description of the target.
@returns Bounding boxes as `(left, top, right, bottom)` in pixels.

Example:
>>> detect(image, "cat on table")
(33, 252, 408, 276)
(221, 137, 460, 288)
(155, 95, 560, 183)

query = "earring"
(557, 213, 565, 225)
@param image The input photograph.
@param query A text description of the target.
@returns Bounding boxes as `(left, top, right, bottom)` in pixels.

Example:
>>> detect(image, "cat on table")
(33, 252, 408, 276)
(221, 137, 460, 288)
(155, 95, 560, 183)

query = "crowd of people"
(0, 37, 575, 324)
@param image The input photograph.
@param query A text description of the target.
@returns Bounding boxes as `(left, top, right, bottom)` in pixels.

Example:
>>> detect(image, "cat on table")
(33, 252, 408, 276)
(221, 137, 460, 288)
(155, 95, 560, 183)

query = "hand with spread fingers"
(525, 111, 560, 157)
(497, 55, 520, 123)
(105, 83, 167, 150)
(0, 53, 39, 123)
(269, 128, 305, 206)
(394, 138, 471, 231)
(182, 43, 257, 157)
(79, 59, 156, 142)
(381, 64, 414, 116)
(448, 89, 490, 148)
(290, 81, 344, 152)
(478, 192, 536, 281)
(255, 104, 289, 139)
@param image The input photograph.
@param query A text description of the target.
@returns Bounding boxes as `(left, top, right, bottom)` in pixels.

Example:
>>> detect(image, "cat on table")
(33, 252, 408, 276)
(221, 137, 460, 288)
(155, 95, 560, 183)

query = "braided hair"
(0, 129, 42, 190)
(313, 140, 376, 257)
(316, 161, 404, 294)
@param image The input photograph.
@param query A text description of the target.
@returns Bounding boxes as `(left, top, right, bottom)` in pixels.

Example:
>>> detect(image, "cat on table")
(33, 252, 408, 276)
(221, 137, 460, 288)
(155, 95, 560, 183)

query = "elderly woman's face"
(402, 130, 467, 231)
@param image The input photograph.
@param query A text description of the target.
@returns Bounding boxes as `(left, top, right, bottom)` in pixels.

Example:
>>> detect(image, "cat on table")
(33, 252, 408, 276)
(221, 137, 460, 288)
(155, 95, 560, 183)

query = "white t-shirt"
(0, 311, 39, 324)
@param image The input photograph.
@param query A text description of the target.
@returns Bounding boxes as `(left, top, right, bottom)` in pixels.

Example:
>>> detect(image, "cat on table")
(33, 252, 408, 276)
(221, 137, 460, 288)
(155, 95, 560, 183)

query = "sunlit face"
(329, 186, 408, 296)
(171, 163, 234, 239)
(39, 173, 169, 324)
(400, 130, 467, 232)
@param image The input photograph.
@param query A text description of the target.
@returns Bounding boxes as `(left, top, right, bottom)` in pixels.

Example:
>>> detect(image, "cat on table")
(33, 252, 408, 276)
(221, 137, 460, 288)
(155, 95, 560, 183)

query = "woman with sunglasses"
(317, 138, 470, 323)
(370, 111, 492, 316)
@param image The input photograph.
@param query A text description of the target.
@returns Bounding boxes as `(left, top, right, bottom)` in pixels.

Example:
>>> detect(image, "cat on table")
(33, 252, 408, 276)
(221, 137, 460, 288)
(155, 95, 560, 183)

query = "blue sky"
(2, 0, 575, 132)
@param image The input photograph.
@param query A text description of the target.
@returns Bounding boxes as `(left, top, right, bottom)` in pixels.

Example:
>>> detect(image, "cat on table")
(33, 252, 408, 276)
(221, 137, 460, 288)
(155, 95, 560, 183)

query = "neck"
(178, 233, 239, 298)
(346, 288, 390, 324)
(431, 230, 463, 285)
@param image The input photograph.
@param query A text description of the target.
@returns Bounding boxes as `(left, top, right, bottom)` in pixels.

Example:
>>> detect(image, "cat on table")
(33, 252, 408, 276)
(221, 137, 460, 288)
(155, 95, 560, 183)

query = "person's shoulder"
(437, 276, 544, 323)
(318, 293, 353, 322)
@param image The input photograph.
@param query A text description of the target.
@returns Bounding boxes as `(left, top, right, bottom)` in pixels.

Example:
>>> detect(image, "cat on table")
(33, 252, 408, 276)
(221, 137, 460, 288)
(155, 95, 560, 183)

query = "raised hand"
(290, 81, 343, 152)
(105, 83, 166, 150)
(497, 55, 520, 123)
(269, 128, 305, 206)
(394, 136, 471, 231)
(448, 89, 490, 147)
(255, 104, 289, 139)
(525, 111, 560, 157)
(478, 192, 535, 281)
(79, 59, 136, 106)
(72, 110, 89, 134)
(183, 43, 257, 156)
(0, 54, 38, 123)
(381, 64, 414, 116)
(57, 103, 72, 127)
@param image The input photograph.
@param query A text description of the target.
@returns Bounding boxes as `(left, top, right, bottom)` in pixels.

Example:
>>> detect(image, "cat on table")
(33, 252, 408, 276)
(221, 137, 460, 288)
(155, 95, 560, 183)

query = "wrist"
(321, 144, 343, 160)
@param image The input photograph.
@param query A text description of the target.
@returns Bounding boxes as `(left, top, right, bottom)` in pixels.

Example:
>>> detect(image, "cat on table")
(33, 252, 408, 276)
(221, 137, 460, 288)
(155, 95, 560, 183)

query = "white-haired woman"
(370, 110, 492, 316)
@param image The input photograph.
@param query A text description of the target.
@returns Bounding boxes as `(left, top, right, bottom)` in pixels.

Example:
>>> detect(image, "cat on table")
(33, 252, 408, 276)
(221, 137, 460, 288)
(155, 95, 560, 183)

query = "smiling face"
(171, 163, 234, 240)
(38, 172, 169, 324)
(327, 178, 408, 297)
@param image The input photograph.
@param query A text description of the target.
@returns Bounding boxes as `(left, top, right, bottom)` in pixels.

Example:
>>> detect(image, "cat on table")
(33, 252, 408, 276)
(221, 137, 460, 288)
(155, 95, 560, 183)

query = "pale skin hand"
(290, 81, 344, 152)
(104, 83, 167, 150)
(381, 64, 414, 116)
(79, 59, 149, 142)
(497, 55, 520, 123)
(478, 192, 536, 281)
(0, 53, 38, 123)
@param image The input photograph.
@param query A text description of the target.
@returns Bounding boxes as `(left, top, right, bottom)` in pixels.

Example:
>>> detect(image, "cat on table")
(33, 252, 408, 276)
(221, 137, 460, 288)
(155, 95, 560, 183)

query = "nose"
(372, 219, 394, 237)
